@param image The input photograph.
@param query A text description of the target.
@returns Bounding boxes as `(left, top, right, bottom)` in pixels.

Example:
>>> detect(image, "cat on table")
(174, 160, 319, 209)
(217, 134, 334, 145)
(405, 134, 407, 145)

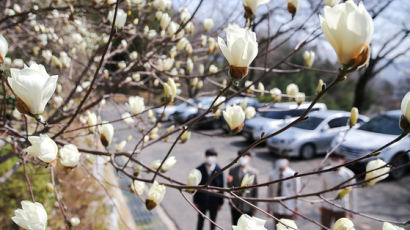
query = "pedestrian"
(320, 153, 356, 230)
(193, 148, 224, 230)
(267, 158, 300, 222)
(227, 150, 258, 225)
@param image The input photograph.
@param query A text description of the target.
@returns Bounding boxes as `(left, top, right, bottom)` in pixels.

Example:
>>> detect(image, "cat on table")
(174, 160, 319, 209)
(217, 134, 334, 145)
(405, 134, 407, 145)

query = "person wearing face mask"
(319, 153, 356, 230)
(193, 148, 224, 230)
(227, 150, 258, 225)
(267, 158, 300, 222)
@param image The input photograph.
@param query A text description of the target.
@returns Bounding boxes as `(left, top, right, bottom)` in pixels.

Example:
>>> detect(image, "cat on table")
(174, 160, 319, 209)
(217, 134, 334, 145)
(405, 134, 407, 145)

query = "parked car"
(243, 102, 327, 142)
(225, 97, 263, 108)
(154, 100, 193, 121)
(266, 110, 368, 159)
(333, 110, 410, 179)
(173, 96, 215, 123)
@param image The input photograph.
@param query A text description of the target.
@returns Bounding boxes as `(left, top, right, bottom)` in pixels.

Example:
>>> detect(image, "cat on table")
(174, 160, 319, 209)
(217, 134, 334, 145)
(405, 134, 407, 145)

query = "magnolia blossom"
(349, 107, 359, 127)
(0, 34, 8, 62)
(270, 88, 282, 102)
(365, 159, 390, 186)
(286, 0, 300, 18)
(257, 82, 265, 96)
(295, 92, 305, 105)
(131, 180, 145, 195)
(186, 169, 202, 193)
(108, 9, 127, 28)
(218, 24, 258, 80)
(303, 50, 315, 67)
(87, 111, 98, 132)
(99, 122, 114, 147)
(223, 105, 245, 132)
(276, 218, 298, 230)
(209, 64, 218, 74)
(324, 0, 340, 7)
(286, 83, 299, 97)
(180, 130, 191, 143)
(240, 173, 255, 187)
(400, 91, 410, 131)
(146, 181, 166, 210)
(243, 0, 271, 16)
(333, 218, 354, 230)
(232, 214, 266, 230)
(69, 217, 80, 227)
(245, 107, 256, 119)
(127, 96, 145, 115)
(59, 144, 81, 168)
(316, 79, 325, 94)
(121, 112, 135, 125)
(163, 78, 177, 102)
(12, 201, 48, 230)
(8, 63, 58, 115)
(383, 222, 405, 230)
(320, 0, 373, 69)
(150, 156, 177, 173)
(25, 134, 58, 163)
(160, 13, 171, 30)
(240, 97, 249, 110)
(203, 18, 214, 31)
(116, 140, 127, 152)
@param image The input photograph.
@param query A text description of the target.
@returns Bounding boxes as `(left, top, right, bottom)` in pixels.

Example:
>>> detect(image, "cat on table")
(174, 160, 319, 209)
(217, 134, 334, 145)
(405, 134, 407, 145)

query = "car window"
(359, 115, 402, 135)
(293, 117, 324, 130)
(328, 117, 349, 128)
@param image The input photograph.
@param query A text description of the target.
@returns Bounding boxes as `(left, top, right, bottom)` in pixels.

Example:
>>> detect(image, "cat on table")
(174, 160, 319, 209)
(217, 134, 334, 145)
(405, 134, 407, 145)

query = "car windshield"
(293, 117, 324, 130)
(260, 109, 305, 119)
(194, 99, 214, 107)
(359, 115, 402, 135)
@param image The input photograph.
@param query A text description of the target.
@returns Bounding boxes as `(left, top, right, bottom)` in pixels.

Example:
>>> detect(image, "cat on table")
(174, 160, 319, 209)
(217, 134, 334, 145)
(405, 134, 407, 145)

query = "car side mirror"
(320, 125, 329, 132)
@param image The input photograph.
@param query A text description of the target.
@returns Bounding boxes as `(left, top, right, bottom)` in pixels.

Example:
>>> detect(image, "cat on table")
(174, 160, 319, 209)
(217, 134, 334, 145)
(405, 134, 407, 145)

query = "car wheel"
(300, 144, 315, 159)
(389, 153, 408, 180)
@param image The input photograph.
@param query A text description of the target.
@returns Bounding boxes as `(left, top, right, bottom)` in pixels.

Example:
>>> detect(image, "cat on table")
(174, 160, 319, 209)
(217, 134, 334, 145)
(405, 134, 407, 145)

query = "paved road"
(103, 109, 410, 230)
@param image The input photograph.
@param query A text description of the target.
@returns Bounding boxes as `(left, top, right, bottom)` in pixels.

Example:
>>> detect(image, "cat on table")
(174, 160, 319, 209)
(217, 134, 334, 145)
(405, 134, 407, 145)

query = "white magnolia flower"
(53, 95, 63, 107)
(108, 9, 127, 28)
(232, 214, 267, 230)
(8, 63, 58, 115)
(186, 169, 202, 193)
(69, 217, 80, 226)
(180, 130, 191, 143)
(240, 97, 249, 110)
(160, 13, 171, 30)
(127, 96, 145, 115)
(245, 107, 256, 119)
(41, 50, 52, 63)
(116, 140, 127, 152)
(400, 91, 410, 126)
(146, 181, 166, 210)
(131, 180, 145, 195)
(286, 0, 300, 18)
(25, 134, 58, 163)
(121, 112, 135, 125)
(324, 0, 340, 7)
(270, 88, 282, 102)
(365, 159, 390, 186)
(383, 222, 405, 230)
(186, 58, 194, 73)
(276, 218, 298, 230)
(333, 218, 354, 230)
(349, 107, 358, 127)
(163, 78, 177, 102)
(99, 122, 114, 147)
(320, 0, 373, 69)
(59, 144, 81, 167)
(179, 8, 191, 23)
(203, 18, 214, 31)
(151, 156, 177, 173)
(0, 34, 8, 62)
(209, 64, 218, 74)
(218, 24, 258, 80)
(12, 201, 48, 230)
(286, 83, 299, 97)
(295, 92, 305, 105)
(316, 79, 325, 94)
(240, 173, 255, 187)
(129, 51, 138, 60)
(303, 50, 315, 67)
(87, 111, 98, 132)
(223, 105, 245, 131)
(243, 0, 271, 15)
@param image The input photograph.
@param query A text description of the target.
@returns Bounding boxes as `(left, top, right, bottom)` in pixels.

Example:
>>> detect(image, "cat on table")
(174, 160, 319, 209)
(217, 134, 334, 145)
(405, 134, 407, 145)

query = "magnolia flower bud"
(191, 77, 199, 87)
(303, 50, 315, 67)
(150, 127, 159, 140)
(70, 217, 80, 226)
(0, 34, 7, 63)
(197, 80, 203, 89)
(316, 79, 325, 94)
(180, 8, 191, 23)
(400, 91, 410, 132)
(121, 112, 135, 125)
(286, 83, 299, 97)
(245, 107, 256, 120)
(336, 186, 352, 200)
(160, 13, 171, 30)
(203, 18, 214, 31)
(208, 37, 218, 53)
(146, 181, 166, 210)
(286, 0, 300, 18)
(240, 97, 249, 111)
(276, 218, 298, 230)
(99, 122, 114, 147)
(270, 88, 282, 102)
(257, 82, 265, 96)
(246, 81, 255, 94)
(8, 63, 58, 115)
(243, 0, 271, 19)
(349, 107, 359, 127)
(12, 201, 48, 230)
(240, 173, 255, 187)
(334, 218, 354, 230)
(365, 159, 390, 186)
(127, 96, 145, 115)
(232, 214, 266, 230)
(25, 134, 58, 163)
(223, 105, 245, 132)
(151, 156, 177, 173)
(222, 79, 227, 88)
(133, 164, 142, 177)
(168, 22, 179, 37)
(218, 24, 258, 80)
(163, 78, 177, 102)
(383, 222, 405, 230)
(131, 180, 145, 195)
(116, 140, 127, 152)
(129, 51, 138, 60)
(180, 130, 191, 143)
(118, 61, 126, 69)
(324, 0, 340, 7)
(295, 92, 305, 105)
(108, 9, 127, 28)
(209, 64, 218, 74)
(320, 1, 373, 70)
(186, 58, 194, 73)
(59, 144, 81, 168)
(148, 109, 154, 119)
(186, 169, 202, 193)
(185, 22, 195, 34)
(87, 111, 98, 132)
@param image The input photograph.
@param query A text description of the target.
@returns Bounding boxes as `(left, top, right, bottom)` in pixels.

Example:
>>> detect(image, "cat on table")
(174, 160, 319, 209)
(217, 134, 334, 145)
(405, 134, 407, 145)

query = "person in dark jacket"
(193, 148, 224, 230)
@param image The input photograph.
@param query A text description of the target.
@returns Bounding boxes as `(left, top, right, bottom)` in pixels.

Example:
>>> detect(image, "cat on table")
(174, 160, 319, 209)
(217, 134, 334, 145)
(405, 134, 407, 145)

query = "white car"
(333, 110, 410, 179)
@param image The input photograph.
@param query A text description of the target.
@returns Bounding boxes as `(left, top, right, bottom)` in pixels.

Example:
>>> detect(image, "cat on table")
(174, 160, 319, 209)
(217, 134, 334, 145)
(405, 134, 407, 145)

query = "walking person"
(267, 158, 300, 222)
(227, 150, 258, 225)
(193, 148, 224, 230)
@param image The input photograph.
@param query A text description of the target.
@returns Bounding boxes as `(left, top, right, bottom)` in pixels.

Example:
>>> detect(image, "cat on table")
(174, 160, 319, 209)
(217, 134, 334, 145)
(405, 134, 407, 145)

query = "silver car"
(243, 102, 327, 142)
(333, 110, 410, 179)
(154, 100, 193, 121)
(266, 110, 368, 159)
(173, 96, 215, 123)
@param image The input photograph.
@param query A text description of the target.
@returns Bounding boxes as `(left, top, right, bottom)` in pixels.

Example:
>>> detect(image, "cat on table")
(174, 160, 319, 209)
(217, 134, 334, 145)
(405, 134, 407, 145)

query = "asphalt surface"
(102, 108, 410, 230)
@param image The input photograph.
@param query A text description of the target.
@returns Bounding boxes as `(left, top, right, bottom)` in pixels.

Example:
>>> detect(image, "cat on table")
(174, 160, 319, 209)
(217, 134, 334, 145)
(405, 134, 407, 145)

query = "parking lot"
(106, 106, 410, 230)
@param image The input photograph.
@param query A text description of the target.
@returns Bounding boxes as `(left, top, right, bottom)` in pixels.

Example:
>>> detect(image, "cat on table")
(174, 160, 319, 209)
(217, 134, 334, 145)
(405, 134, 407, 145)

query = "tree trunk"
(353, 61, 375, 111)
